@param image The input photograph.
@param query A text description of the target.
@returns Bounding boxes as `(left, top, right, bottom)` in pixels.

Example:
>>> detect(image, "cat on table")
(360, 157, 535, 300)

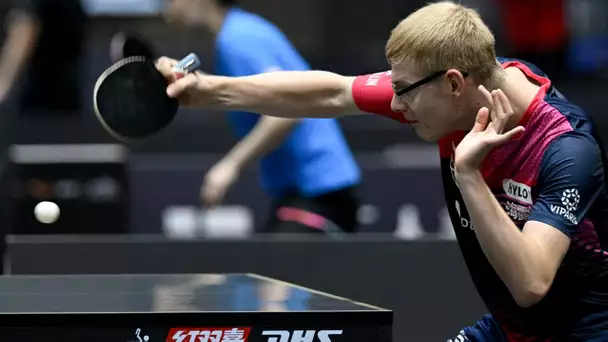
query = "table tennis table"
(0, 273, 392, 341)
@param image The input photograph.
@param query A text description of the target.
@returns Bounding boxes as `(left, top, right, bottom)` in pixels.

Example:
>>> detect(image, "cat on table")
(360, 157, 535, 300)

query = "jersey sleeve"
(527, 132, 605, 237)
(351, 71, 408, 123)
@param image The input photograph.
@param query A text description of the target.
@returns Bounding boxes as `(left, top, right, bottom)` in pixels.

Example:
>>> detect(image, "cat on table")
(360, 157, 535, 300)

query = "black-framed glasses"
(394, 70, 469, 96)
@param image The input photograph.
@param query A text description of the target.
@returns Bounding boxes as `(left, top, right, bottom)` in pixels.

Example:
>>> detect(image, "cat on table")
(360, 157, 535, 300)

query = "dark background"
(5, 0, 607, 237)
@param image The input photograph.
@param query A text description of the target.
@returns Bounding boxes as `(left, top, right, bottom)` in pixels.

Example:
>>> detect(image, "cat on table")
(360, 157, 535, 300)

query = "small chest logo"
(502, 179, 532, 205)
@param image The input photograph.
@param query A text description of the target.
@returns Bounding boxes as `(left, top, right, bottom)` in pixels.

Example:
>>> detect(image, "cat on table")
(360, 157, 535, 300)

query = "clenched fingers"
(166, 73, 199, 98)
(155, 56, 179, 79)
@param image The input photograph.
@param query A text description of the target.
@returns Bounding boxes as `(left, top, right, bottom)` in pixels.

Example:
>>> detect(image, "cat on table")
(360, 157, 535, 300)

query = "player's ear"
(445, 69, 466, 96)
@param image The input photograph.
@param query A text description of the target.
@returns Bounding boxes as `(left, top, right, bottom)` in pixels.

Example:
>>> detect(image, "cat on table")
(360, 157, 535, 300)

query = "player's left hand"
(454, 85, 525, 174)
(0, 81, 12, 104)
(200, 160, 240, 207)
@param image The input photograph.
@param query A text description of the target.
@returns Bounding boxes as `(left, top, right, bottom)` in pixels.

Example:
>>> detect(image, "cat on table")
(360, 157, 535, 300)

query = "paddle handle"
(171, 53, 201, 80)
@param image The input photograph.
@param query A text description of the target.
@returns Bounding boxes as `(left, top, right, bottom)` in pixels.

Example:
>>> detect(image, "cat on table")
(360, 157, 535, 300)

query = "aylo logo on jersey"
(502, 179, 533, 205)
(501, 179, 533, 222)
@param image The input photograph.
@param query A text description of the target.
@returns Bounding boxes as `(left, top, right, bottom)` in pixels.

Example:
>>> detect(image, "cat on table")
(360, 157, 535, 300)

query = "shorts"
(448, 314, 608, 342)
(448, 315, 506, 342)
(264, 186, 359, 235)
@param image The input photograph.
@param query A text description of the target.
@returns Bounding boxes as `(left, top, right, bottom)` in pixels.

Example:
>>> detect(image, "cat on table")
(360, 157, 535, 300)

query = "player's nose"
(390, 94, 408, 113)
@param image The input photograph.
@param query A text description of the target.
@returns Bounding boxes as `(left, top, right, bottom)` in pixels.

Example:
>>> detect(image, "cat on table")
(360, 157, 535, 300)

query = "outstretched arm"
(156, 57, 406, 122)
(204, 70, 361, 118)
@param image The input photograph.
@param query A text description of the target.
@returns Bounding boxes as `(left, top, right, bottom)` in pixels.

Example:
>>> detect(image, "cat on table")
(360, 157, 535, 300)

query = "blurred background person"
(163, 0, 362, 235)
(0, 0, 87, 115)
(0, 0, 87, 271)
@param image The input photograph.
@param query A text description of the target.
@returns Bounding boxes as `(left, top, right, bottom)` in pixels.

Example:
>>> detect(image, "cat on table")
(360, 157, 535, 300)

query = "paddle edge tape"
(93, 56, 149, 144)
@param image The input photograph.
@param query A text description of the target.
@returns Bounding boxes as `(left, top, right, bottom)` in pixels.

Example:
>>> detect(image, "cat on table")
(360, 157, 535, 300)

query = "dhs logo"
(261, 330, 343, 342)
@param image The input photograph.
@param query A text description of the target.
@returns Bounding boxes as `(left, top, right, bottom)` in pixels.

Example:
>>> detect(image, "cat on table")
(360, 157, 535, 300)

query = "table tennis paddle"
(110, 32, 156, 62)
(93, 53, 201, 143)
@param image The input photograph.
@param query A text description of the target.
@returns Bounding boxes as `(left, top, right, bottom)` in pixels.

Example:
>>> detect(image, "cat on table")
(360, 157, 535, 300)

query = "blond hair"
(386, 1, 499, 82)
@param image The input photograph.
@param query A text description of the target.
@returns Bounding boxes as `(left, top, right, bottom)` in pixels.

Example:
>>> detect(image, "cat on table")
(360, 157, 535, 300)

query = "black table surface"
(0, 273, 386, 314)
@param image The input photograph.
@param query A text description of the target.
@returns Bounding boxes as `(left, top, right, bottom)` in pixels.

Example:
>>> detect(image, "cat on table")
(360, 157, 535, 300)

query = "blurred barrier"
(82, 0, 163, 16)
(8, 144, 130, 235)
(5, 234, 486, 341)
(129, 151, 451, 237)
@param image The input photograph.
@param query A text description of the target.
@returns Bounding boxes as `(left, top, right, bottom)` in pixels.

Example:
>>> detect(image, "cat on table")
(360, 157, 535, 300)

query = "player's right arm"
(155, 57, 407, 123)
(207, 70, 362, 117)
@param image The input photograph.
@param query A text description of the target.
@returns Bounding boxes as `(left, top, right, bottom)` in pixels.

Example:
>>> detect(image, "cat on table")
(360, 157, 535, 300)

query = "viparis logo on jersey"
(561, 188, 580, 211)
(550, 188, 580, 225)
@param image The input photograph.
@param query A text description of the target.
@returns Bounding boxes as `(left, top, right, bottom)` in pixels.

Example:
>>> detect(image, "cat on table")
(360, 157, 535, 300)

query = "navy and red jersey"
(351, 58, 608, 340)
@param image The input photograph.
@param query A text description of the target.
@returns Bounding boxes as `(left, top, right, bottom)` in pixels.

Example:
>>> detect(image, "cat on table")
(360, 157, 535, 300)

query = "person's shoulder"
(217, 12, 293, 59)
(216, 29, 271, 62)
(542, 131, 602, 172)
(219, 9, 281, 43)
(550, 130, 599, 150)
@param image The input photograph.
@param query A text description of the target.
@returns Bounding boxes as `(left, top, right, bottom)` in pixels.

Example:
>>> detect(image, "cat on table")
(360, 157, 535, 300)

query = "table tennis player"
(162, 0, 361, 234)
(157, 1, 608, 340)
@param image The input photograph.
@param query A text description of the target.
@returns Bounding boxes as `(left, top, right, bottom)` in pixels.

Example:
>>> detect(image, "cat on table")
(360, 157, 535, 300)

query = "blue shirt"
(214, 8, 360, 198)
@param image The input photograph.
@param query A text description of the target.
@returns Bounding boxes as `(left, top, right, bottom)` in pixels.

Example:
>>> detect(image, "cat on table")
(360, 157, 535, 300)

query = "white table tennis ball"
(34, 201, 60, 224)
